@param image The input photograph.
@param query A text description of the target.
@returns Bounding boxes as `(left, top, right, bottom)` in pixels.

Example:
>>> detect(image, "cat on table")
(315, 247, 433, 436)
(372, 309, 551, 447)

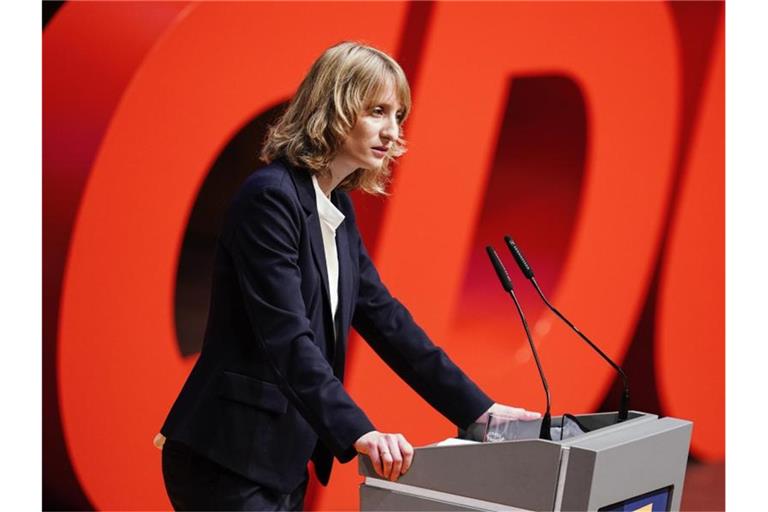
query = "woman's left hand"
(475, 403, 541, 424)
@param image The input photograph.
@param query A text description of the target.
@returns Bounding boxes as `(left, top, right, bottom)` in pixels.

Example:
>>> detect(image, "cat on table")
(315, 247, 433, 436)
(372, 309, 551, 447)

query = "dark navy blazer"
(160, 160, 492, 493)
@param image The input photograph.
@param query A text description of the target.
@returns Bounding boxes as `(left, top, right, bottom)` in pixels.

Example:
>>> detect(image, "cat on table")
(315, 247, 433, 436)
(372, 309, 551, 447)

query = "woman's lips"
(371, 147, 388, 158)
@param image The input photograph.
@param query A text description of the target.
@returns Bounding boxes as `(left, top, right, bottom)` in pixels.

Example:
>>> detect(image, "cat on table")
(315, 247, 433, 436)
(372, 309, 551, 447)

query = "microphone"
(486, 246, 552, 440)
(503, 235, 630, 422)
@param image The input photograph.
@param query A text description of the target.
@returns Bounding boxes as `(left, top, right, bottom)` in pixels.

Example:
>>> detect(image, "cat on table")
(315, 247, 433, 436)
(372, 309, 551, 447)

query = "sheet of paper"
(432, 437, 480, 447)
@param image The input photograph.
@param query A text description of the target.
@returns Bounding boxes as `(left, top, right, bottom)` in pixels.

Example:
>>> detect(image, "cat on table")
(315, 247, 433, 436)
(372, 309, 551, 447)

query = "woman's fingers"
(487, 403, 543, 421)
(367, 439, 383, 477)
(355, 430, 414, 480)
(507, 407, 541, 420)
(379, 437, 393, 479)
(387, 435, 403, 481)
(355, 431, 384, 477)
(398, 434, 414, 475)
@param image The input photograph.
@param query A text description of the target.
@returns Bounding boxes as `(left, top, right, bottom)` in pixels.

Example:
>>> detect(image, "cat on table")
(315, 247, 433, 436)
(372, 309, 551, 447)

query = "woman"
(157, 41, 540, 511)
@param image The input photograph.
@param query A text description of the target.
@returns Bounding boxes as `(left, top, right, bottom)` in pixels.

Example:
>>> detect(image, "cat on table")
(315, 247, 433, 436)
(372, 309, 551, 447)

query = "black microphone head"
(485, 246, 514, 293)
(618, 388, 630, 422)
(539, 413, 552, 441)
(504, 235, 535, 279)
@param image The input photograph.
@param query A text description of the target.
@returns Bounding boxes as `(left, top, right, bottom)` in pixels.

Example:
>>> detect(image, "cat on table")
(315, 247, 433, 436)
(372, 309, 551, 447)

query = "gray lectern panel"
(557, 448, 595, 511)
(561, 417, 692, 511)
(359, 412, 692, 512)
(360, 484, 478, 511)
(359, 440, 563, 511)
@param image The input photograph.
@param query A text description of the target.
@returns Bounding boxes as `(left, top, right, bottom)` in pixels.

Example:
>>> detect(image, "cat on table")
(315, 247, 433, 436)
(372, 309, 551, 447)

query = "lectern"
(358, 411, 691, 511)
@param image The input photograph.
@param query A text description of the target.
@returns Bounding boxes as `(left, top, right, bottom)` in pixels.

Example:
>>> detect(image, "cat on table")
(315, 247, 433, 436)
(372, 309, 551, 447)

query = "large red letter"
(656, 17, 724, 461)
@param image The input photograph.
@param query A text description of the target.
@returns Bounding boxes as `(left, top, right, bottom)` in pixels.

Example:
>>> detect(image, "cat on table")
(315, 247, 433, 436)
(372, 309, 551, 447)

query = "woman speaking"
(157, 41, 540, 511)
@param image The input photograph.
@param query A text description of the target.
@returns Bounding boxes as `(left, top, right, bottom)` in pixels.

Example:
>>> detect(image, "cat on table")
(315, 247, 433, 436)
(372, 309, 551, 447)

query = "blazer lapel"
(331, 193, 354, 375)
(289, 164, 334, 343)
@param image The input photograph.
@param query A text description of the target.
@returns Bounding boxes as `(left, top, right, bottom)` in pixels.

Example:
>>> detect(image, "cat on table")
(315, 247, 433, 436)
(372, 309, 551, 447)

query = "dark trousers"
(161, 439, 308, 511)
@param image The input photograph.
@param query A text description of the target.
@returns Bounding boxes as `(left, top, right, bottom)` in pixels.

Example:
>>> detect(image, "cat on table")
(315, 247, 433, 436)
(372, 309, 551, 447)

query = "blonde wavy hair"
(260, 41, 411, 195)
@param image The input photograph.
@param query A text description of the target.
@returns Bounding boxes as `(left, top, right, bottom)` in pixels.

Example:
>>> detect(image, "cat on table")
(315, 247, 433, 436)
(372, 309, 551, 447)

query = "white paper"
(432, 437, 480, 447)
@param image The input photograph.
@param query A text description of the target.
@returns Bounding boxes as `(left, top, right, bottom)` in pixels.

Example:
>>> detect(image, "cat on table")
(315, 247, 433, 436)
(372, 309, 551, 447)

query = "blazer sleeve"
(226, 185, 374, 463)
(349, 216, 494, 430)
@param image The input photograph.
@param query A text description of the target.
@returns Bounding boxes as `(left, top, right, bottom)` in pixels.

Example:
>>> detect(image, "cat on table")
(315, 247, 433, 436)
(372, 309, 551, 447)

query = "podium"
(358, 411, 692, 511)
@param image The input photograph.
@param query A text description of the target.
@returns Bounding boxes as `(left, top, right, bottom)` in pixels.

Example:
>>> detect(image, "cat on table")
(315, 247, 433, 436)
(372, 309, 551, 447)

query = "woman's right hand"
(354, 430, 414, 481)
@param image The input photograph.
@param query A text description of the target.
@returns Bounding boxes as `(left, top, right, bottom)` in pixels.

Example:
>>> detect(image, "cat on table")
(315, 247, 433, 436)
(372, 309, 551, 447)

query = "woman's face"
(334, 81, 404, 173)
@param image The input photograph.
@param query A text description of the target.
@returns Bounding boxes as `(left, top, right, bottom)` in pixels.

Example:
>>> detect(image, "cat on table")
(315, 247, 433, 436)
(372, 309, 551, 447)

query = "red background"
(43, 2, 724, 510)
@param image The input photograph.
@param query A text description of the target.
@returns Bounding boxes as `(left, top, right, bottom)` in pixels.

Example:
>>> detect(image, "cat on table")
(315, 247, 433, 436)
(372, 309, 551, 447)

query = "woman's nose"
(381, 115, 399, 141)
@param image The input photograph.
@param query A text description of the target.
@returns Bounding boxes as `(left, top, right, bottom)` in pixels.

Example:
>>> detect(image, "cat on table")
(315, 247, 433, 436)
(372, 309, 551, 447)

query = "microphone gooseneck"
(503, 236, 630, 422)
(486, 246, 552, 439)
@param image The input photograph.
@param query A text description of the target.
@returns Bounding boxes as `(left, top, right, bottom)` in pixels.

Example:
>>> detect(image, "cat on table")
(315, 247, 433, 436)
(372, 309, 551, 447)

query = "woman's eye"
(372, 107, 384, 116)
